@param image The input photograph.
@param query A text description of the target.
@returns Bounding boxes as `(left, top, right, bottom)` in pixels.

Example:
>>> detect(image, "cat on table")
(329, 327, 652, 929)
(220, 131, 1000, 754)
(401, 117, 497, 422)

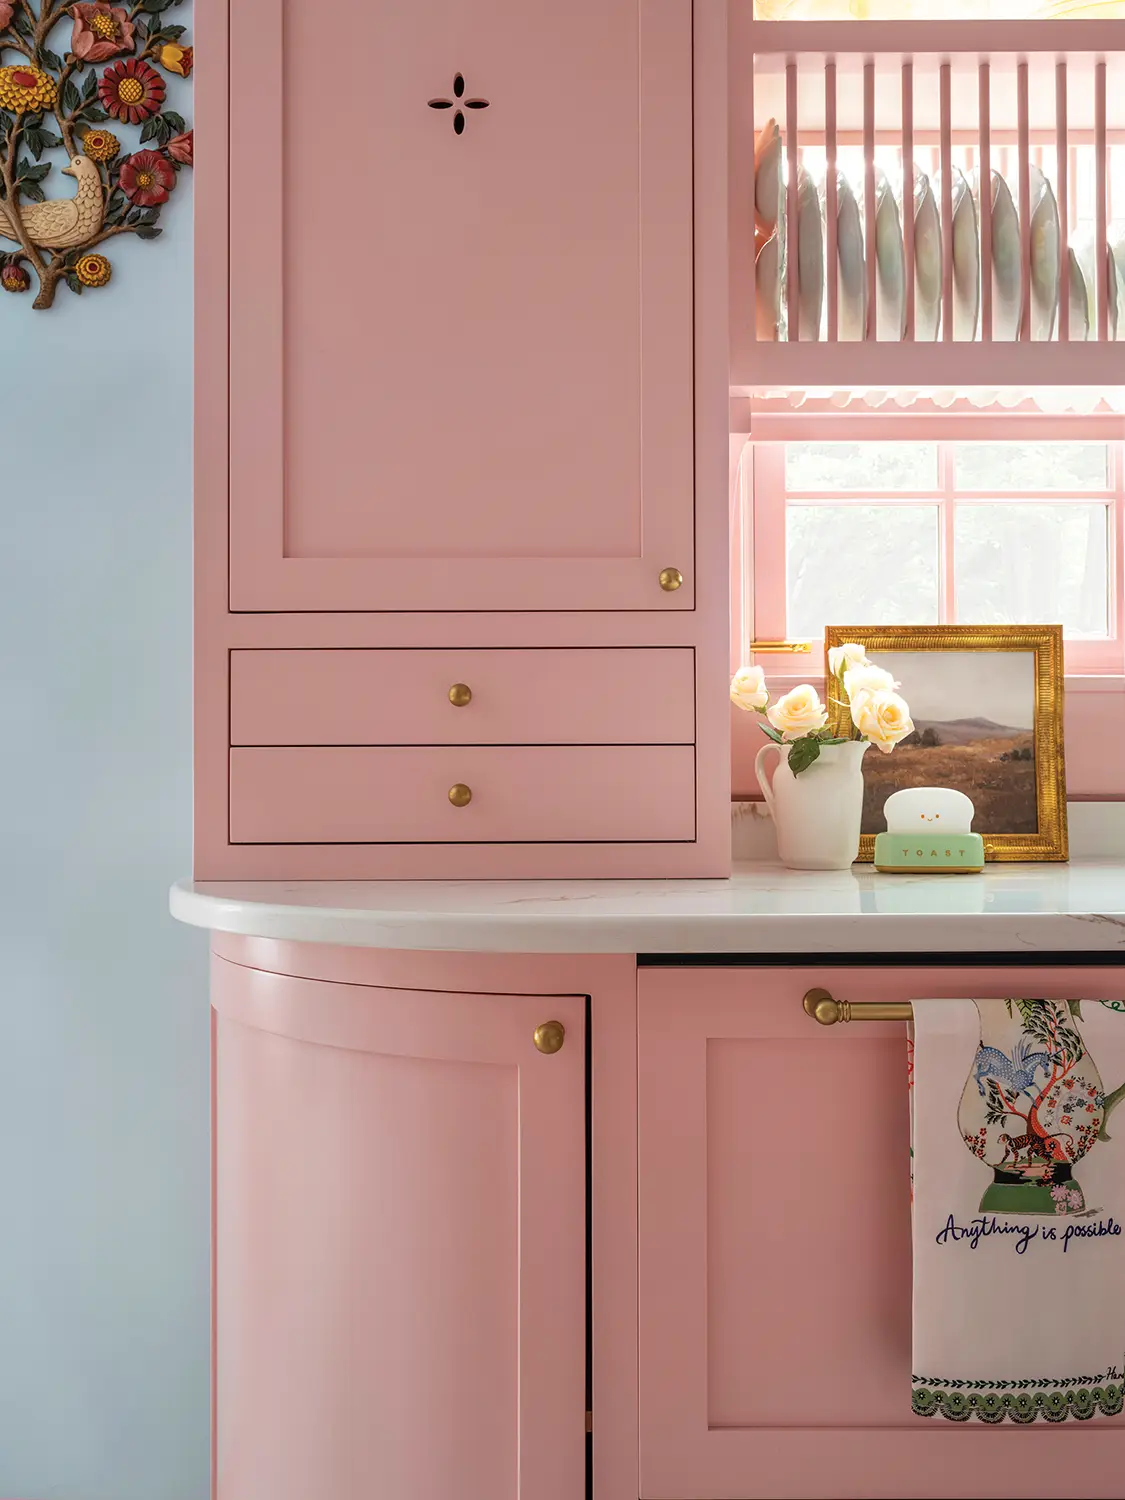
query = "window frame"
(743, 425, 1125, 679)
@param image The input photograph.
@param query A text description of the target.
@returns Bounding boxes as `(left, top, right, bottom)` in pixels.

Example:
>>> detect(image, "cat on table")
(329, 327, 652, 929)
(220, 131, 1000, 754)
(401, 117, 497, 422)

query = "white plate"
(821, 167, 866, 341)
(756, 231, 781, 342)
(1065, 247, 1090, 341)
(1072, 225, 1119, 340)
(754, 120, 782, 236)
(794, 164, 824, 341)
(908, 166, 942, 340)
(1027, 163, 1059, 341)
(972, 168, 1022, 340)
(862, 166, 906, 340)
(935, 166, 979, 340)
(1112, 226, 1125, 340)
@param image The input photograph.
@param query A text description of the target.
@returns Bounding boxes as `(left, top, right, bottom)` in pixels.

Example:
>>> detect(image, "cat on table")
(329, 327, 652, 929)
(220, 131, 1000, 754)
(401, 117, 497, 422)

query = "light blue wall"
(0, 38, 208, 1500)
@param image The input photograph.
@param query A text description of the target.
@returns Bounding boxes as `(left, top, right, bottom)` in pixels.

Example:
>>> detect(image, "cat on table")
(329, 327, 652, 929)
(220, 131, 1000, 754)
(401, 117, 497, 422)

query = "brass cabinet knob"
(448, 783, 472, 807)
(448, 683, 472, 707)
(533, 1020, 565, 1055)
(659, 567, 683, 592)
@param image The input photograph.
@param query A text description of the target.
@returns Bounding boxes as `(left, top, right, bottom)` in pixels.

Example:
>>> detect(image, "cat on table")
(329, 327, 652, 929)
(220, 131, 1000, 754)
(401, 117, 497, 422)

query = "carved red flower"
(70, 3, 135, 62)
(119, 148, 176, 206)
(98, 57, 165, 124)
(1, 260, 30, 293)
(166, 129, 193, 166)
(0, 3, 15, 30)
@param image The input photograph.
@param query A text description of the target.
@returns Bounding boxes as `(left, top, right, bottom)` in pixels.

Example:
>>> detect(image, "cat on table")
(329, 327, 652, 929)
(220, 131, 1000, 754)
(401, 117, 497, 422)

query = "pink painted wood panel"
(229, 743, 696, 844)
(193, 0, 731, 881)
(230, 647, 695, 746)
(228, 0, 693, 613)
(209, 940, 643, 1500)
(639, 965, 1125, 1500)
(212, 957, 586, 1500)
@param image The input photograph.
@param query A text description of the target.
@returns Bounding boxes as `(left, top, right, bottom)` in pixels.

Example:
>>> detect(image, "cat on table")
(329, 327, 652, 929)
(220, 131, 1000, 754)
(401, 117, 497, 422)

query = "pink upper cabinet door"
(228, 0, 694, 613)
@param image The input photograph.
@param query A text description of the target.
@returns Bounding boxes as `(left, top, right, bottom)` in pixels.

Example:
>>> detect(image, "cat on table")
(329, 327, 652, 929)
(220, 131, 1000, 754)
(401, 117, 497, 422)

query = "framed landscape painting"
(823, 625, 1068, 863)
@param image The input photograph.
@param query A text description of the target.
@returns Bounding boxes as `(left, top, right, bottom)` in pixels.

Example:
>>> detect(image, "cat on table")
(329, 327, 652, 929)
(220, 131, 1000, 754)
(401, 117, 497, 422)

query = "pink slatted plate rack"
(734, 16, 1125, 389)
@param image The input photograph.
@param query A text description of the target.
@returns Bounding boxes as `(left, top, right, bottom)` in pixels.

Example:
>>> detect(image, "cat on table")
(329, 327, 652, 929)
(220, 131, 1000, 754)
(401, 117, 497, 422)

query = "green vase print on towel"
(958, 1000, 1125, 1216)
(911, 997, 1125, 1425)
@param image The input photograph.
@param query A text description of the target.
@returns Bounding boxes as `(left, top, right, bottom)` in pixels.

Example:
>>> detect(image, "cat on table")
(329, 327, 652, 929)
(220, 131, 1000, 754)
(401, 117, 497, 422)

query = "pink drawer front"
(229, 745, 696, 844)
(230, 649, 695, 747)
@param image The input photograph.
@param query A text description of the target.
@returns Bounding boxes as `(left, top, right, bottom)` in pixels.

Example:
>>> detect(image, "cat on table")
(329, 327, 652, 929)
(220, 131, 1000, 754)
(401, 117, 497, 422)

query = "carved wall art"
(0, 1, 192, 308)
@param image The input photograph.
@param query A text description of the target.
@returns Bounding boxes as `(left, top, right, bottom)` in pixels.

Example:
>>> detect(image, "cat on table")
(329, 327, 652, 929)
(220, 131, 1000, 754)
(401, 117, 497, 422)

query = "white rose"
(827, 642, 868, 678)
(843, 662, 898, 715)
(730, 665, 769, 712)
(852, 689, 914, 754)
(766, 683, 828, 740)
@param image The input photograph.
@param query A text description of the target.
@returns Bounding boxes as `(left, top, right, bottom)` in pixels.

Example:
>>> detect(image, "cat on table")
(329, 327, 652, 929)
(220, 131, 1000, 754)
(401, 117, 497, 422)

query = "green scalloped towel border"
(912, 1380, 1124, 1423)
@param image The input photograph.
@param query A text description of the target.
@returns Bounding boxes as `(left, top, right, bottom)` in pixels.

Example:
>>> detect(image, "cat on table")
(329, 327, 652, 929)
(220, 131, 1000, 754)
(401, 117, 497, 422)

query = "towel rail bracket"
(803, 988, 914, 1025)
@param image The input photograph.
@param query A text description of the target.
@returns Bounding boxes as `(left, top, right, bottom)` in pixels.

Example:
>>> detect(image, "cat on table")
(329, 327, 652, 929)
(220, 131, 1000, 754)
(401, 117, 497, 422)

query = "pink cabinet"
(637, 965, 1125, 1500)
(230, 648, 697, 747)
(227, 0, 694, 616)
(194, 0, 730, 879)
(211, 955, 586, 1500)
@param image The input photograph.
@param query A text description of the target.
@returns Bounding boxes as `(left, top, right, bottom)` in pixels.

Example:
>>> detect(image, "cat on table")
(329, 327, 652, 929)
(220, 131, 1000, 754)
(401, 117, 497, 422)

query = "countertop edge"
(170, 869, 1125, 956)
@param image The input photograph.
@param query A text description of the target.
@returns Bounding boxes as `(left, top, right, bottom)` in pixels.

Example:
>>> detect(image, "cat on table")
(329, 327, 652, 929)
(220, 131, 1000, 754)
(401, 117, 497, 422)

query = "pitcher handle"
(754, 742, 783, 822)
(1100, 1081, 1125, 1141)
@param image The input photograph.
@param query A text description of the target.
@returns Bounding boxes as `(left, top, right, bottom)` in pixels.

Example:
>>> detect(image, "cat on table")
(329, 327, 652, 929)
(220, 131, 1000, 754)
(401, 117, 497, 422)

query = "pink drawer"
(229, 745, 695, 844)
(230, 648, 695, 747)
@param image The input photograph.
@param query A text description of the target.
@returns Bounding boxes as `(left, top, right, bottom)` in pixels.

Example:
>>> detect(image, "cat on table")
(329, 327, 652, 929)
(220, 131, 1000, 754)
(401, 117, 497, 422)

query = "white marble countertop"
(170, 860, 1125, 955)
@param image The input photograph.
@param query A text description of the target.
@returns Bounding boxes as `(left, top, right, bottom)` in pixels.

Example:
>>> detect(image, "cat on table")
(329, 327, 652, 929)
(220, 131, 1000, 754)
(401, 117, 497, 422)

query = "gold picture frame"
(823, 625, 1068, 863)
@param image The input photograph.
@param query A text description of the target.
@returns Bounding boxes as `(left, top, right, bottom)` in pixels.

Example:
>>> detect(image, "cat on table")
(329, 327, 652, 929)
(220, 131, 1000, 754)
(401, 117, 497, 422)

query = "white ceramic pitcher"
(754, 739, 869, 870)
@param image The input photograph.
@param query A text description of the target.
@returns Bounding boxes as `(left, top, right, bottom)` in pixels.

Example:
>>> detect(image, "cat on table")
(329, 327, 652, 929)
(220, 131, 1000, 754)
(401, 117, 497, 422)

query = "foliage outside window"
(746, 436, 1124, 676)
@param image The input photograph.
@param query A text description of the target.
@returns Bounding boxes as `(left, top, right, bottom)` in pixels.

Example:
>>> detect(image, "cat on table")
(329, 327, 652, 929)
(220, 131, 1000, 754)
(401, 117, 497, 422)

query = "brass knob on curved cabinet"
(448, 683, 472, 707)
(448, 783, 473, 807)
(659, 567, 684, 592)
(533, 1020, 566, 1055)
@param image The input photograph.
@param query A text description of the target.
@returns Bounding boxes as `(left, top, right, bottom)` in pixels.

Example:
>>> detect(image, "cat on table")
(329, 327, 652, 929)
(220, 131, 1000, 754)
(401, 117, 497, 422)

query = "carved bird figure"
(0, 154, 104, 250)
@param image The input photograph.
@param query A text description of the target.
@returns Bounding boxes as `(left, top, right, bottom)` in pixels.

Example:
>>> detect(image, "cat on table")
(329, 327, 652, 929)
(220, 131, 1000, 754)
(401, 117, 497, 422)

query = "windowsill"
(731, 677, 1125, 800)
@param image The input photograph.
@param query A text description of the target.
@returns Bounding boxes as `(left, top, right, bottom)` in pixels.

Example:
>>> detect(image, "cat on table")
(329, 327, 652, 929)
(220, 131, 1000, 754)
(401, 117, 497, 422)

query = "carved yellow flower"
(157, 43, 193, 77)
(74, 253, 112, 288)
(82, 128, 120, 163)
(0, 65, 58, 114)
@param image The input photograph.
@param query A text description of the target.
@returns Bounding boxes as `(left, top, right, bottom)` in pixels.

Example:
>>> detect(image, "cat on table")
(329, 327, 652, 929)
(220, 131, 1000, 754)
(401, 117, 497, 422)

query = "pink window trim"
(740, 424, 1125, 679)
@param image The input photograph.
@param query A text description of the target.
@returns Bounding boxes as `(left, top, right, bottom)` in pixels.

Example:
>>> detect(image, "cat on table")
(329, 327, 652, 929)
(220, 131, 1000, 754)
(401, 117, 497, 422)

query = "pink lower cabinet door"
(637, 965, 1125, 1500)
(211, 957, 586, 1500)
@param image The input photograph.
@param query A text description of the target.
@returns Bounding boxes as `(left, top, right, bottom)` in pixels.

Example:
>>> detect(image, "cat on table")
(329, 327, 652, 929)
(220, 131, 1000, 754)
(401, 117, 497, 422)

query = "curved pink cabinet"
(204, 941, 1125, 1499)
(211, 954, 586, 1500)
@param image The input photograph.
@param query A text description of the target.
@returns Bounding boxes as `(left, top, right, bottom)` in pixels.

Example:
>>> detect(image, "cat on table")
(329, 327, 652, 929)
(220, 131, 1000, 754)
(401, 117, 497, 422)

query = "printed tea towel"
(911, 997, 1125, 1423)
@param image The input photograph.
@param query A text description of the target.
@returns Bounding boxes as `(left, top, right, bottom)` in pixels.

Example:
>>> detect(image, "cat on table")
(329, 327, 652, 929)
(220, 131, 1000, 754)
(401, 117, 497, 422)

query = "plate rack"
(732, 16, 1125, 389)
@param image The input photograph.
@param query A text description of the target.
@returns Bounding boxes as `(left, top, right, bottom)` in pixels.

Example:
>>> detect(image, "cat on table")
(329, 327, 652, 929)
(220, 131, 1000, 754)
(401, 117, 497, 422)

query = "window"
(744, 434, 1124, 676)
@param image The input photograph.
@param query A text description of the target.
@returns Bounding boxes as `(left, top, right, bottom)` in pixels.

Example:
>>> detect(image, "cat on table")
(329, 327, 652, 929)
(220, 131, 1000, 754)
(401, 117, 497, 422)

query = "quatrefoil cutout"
(428, 73, 490, 135)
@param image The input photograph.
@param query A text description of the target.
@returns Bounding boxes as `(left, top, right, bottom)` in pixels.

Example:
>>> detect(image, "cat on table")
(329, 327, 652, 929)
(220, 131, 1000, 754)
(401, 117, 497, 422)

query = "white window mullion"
(938, 441, 957, 626)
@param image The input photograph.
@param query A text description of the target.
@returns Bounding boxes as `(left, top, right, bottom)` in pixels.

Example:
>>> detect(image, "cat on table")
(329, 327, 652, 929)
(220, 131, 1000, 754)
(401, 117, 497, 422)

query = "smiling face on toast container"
(883, 787, 976, 836)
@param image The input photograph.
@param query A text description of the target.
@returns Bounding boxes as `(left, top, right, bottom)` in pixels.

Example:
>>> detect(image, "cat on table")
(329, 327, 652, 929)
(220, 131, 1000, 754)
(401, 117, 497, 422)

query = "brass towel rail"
(803, 988, 913, 1026)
